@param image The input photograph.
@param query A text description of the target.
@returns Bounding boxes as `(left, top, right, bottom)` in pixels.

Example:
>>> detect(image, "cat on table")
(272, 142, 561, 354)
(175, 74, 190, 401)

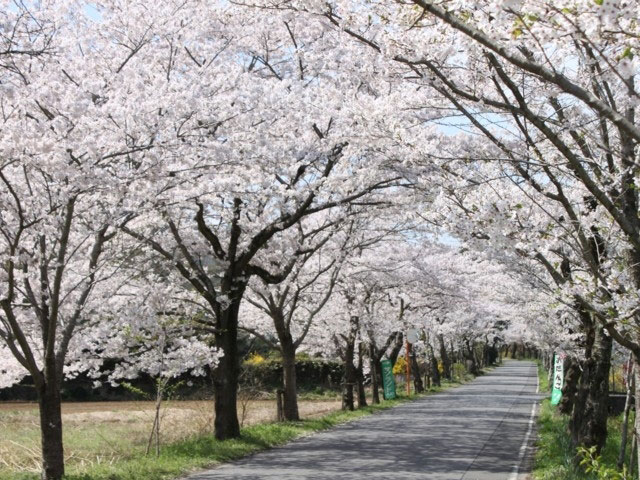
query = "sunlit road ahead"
(187, 360, 541, 480)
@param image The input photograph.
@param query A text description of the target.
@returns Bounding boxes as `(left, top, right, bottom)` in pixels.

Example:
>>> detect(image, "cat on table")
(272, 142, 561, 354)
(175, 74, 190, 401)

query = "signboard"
(407, 329, 419, 344)
(551, 353, 564, 406)
(381, 358, 397, 400)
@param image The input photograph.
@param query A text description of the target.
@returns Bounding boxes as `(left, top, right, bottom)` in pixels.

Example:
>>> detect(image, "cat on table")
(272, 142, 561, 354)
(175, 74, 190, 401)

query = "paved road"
(187, 360, 542, 480)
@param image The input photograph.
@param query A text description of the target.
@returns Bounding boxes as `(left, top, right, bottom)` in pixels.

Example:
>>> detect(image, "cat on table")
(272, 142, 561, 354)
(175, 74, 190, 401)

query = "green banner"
(551, 353, 564, 406)
(381, 358, 396, 400)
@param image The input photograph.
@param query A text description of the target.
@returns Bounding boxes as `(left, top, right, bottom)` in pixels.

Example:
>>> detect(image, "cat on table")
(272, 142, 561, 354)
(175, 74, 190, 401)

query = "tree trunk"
(374, 359, 384, 403)
(38, 365, 64, 480)
(370, 343, 380, 404)
(438, 334, 451, 380)
(450, 340, 457, 367)
(356, 344, 367, 408)
(570, 325, 612, 454)
(569, 312, 595, 449)
(281, 343, 300, 421)
(356, 379, 367, 408)
(485, 342, 499, 366)
(342, 345, 356, 411)
(340, 316, 358, 411)
(618, 354, 634, 469)
(276, 389, 285, 421)
(430, 351, 441, 387)
(464, 339, 479, 376)
(212, 297, 242, 440)
(633, 356, 640, 477)
(388, 332, 403, 369)
(146, 379, 165, 455)
(544, 350, 552, 371)
(631, 431, 638, 479)
(558, 356, 580, 416)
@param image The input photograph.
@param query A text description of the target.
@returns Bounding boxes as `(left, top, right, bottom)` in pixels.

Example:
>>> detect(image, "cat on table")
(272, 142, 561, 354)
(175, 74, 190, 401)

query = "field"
(0, 398, 341, 477)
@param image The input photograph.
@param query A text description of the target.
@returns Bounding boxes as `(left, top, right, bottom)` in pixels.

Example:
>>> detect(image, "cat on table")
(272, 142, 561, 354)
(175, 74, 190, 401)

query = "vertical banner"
(381, 358, 397, 400)
(551, 353, 564, 406)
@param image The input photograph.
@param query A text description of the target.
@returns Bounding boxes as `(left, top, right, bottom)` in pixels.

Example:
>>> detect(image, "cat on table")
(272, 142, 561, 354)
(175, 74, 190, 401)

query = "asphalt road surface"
(187, 360, 542, 480)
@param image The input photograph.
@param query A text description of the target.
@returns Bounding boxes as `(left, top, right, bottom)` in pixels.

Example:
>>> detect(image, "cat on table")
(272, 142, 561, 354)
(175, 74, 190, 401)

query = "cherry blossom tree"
(255, 0, 637, 457)
(0, 0, 248, 475)
(239, 209, 411, 417)
(7, 0, 634, 477)
(110, 2, 414, 440)
(239, 222, 346, 420)
(0, 1, 189, 476)
(87, 277, 221, 455)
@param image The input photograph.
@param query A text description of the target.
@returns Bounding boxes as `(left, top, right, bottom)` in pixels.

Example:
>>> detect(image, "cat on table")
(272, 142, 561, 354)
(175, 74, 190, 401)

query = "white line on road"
(508, 402, 537, 480)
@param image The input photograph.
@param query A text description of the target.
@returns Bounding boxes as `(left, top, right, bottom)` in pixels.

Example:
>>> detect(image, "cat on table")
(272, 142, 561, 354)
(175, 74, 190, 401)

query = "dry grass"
(0, 398, 341, 476)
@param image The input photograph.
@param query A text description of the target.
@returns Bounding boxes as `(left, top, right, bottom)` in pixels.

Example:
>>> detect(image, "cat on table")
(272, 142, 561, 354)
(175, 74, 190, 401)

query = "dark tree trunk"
(38, 364, 64, 480)
(213, 296, 242, 440)
(430, 349, 441, 387)
(342, 345, 356, 411)
(481, 343, 489, 368)
(478, 343, 484, 369)
(570, 324, 612, 454)
(368, 331, 403, 403)
(633, 357, 640, 477)
(356, 377, 367, 408)
(281, 342, 300, 421)
(368, 333, 391, 405)
(570, 319, 595, 448)
(464, 339, 479, 376)
(424, 354, 431, 389)
(370, 343, 380, 404)
(270, 305, 301, 421)
(374, 359, 384, 404)
(558, 356, 580, 415)
(438, 334, 451, 380)
(543, 350, 552, 371)
(450, 340, 457, 367)
(356, 344, 367, 408)
(410, 351, 424, 393)
(388, 332, 404, 369)
(276, 389, 285, 421)
(487, 341, 499, 365)
(340, 316, 359, 411)
(618, 354, 634, 469)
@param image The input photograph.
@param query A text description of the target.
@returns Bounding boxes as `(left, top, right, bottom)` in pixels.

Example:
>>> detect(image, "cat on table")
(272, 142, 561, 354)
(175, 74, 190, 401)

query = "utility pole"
(406, 339, 411, 396)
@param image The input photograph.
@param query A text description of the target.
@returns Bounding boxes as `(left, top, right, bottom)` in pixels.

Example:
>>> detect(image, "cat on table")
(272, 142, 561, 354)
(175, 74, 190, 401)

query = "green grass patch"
(533, 399, 588, 480)
(296, 389, 341, 401)
(533, 399, 636, 480)
(536, 359, 550, 393)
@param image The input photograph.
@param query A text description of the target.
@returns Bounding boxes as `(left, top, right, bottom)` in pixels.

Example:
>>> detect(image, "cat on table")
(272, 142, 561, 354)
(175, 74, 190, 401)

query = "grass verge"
(533, 399, 635, 480)
(536, 359, 550, 393)
(2, 378, 469, 480)
(532, 361, 635, 480)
